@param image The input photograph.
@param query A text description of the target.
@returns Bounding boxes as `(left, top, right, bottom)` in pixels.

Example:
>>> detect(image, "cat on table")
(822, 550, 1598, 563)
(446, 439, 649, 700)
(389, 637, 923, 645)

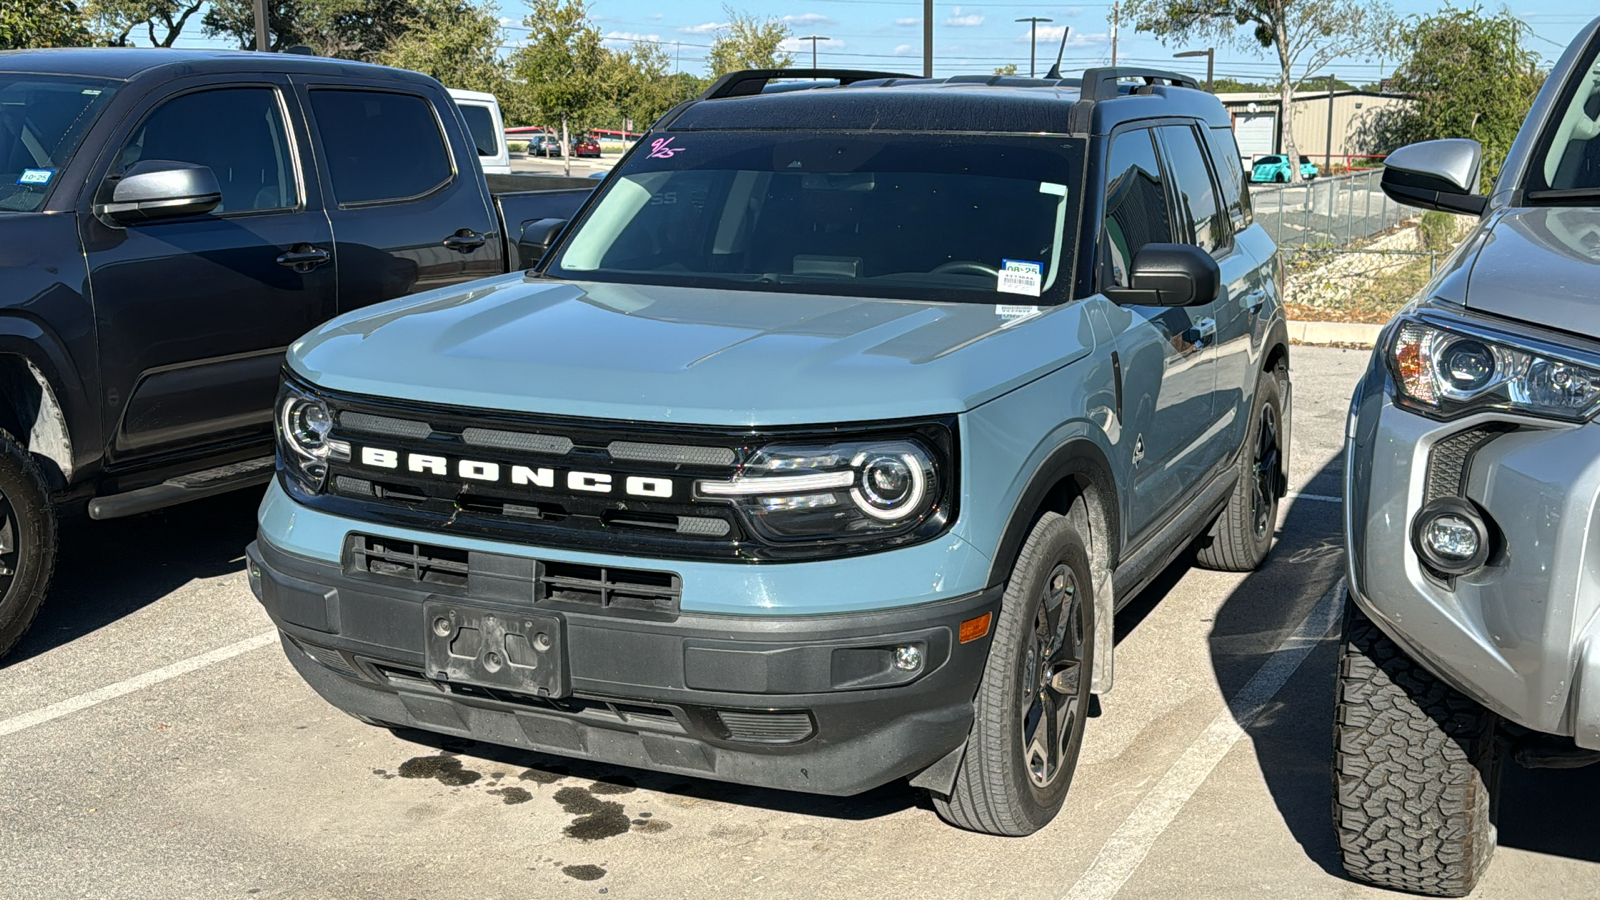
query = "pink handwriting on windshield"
(648, 138, 684, 159)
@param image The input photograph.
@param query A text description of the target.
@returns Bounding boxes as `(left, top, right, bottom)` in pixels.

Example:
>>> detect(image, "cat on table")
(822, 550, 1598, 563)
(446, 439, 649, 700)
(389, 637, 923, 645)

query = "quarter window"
(1203, 125, 1251, 229)
(309, 90, 452, 205)
(118, 87, 295, 214)
(459, 104, 499, 158)
(1101, 129, 1171, 288)
(1159, 125, 1230, 254)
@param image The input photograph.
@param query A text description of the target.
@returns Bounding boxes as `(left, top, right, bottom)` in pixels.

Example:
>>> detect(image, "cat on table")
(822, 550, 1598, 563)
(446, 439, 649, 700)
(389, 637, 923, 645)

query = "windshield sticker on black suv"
(17, 169, 53, 186)
(998, 259, 1044, 297)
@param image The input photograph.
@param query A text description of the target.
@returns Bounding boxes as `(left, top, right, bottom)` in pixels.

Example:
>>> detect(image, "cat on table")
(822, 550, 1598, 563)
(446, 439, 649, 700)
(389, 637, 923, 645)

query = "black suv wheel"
(0, 430, 58, 662)
(1332, 598, 1501, 897)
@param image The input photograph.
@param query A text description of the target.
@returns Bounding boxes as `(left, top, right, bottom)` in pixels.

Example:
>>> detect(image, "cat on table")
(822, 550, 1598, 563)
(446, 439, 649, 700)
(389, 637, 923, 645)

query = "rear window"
(460, 104, 499, 157)
(309, 90, 453, 205)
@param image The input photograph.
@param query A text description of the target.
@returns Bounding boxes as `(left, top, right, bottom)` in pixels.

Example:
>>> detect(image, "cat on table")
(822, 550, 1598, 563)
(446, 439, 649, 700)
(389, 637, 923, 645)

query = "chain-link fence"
(1251, 168, 1422, 249)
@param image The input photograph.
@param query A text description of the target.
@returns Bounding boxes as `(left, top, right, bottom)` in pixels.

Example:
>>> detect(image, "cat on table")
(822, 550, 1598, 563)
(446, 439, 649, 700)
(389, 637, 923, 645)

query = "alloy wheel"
(1019, 563, 1087, 789)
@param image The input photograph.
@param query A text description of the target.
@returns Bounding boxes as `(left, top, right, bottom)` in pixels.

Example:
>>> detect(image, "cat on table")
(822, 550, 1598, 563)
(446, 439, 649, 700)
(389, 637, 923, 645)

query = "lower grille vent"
(539, 561, 682, 615)
(1425, 425, 1515, 503)
(348, 536, 468, 588)
(293, 638, 360, 678)
(715, 709, 816, 744)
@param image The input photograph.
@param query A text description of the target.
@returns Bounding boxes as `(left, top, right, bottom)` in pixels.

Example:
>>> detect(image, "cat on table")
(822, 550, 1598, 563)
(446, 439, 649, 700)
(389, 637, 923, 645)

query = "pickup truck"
(0, 47, 594, 660)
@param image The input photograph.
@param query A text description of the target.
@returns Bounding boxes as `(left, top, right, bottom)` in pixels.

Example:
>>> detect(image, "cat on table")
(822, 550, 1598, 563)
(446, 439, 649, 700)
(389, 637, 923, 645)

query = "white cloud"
(894, 17, 920, 26)
(497, 16, 514, 26)
(604, 30, 662, 48)
(1027, 25, 1110, 46)
(781, 36, 845, 52)
(892, 43, 917, 55)
(648, 13, 663, 20)
(679, 21, 726, 34)
(783, 13, 834, 27)
(946, 6, 984, 27)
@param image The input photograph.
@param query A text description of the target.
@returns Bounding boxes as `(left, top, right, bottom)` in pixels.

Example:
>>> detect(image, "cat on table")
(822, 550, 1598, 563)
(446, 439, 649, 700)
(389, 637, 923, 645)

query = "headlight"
(275, 380, 349, 493)
(1389, 316, 1600, 421)
(696, 438, 946, 543)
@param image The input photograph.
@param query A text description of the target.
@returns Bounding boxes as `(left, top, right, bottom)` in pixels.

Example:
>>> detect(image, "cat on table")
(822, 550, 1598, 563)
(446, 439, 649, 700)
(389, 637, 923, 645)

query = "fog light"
(1412, 497, 1492, 576)
(894, 645, 922, 671)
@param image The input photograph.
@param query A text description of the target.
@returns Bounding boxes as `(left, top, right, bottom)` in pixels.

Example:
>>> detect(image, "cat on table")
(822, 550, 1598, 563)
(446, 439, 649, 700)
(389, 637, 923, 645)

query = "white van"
(448, 88, 511, 175)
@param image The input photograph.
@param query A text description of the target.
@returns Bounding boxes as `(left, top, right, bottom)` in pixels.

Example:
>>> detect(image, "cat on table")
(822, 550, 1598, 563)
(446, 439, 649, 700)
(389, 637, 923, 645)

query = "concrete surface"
(1288, 320, 1385, 347)
(2, 345, 1596, 899)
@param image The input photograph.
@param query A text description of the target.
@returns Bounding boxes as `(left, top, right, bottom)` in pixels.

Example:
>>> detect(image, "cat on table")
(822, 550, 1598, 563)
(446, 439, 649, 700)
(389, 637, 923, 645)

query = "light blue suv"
(248, 66, 1289, 836)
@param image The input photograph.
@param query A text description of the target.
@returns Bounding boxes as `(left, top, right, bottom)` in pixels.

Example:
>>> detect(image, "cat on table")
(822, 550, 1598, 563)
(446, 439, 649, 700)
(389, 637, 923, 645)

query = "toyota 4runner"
(248, 66, 1290, 835)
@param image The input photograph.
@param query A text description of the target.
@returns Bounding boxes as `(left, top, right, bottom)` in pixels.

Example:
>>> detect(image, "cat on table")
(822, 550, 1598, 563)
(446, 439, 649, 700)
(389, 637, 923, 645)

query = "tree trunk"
(561, 115, 571, 178)
(1274, 21, 1304, 185)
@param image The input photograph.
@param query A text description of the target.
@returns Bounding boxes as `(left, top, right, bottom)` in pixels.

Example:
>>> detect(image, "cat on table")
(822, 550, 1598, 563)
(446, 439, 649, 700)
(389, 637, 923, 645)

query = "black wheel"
(1196, 363, 1286, 571)
(0, 429, 57, 662)
(1332, 599, 1501, 897)
(934, 510, 1094, 836)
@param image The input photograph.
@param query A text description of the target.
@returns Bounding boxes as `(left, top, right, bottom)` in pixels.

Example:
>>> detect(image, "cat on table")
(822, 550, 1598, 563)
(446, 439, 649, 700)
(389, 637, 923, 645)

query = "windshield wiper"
(1525, 187, 1600, 201)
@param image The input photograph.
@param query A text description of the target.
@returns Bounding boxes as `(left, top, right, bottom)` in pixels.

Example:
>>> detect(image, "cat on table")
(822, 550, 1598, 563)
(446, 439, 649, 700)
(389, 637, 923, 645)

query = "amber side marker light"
(959, 612, 993, 644)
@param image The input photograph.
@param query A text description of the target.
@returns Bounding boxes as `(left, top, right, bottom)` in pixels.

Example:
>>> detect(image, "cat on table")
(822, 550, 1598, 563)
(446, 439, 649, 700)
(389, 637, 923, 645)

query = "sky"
(167, 2, 1597, 86)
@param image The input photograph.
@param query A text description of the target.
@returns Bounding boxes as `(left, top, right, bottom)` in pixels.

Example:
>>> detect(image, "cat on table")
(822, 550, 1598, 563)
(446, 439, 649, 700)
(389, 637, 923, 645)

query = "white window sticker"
(998, 259, 1044, 297)
(1039, 181, 1068, 196)
(18, 169, 53, 186)
(996, 304, 1041, 326)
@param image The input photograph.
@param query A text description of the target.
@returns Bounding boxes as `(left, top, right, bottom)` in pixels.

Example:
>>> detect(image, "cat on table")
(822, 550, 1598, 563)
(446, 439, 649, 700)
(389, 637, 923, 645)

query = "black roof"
(664, 68, 1232, 136)
(0, 47, 431, 86)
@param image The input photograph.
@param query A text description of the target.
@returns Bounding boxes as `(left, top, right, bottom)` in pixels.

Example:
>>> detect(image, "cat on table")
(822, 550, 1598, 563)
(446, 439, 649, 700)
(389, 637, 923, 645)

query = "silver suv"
(1337, 15, 1600, 897)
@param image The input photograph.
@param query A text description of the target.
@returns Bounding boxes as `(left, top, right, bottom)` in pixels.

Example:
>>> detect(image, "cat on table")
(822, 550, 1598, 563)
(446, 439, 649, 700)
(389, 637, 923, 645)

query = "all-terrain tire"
(1196, 363, 1287, 572)
(1331, 599, 1501, 897)
(934, 510, 1094, 836)
(0, 429, 58, 663)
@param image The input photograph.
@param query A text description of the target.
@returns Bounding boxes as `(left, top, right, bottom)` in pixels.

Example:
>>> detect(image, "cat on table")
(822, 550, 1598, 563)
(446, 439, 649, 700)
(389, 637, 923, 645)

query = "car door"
(1154, 123, 1250, 479)
(79, 76, 336, 466)
(1096, 126, 1220, 543)
(293, 80, 504, 313)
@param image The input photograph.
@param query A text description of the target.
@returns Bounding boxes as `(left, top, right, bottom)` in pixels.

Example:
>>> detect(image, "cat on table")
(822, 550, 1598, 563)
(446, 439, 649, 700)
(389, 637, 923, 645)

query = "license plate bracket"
(423, 601, 567, 698)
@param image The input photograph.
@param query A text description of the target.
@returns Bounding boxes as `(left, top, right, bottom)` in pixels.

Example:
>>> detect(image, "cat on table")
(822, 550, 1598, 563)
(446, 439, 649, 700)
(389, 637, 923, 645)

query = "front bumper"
(247, 534, 1000, 796)
(1346, 358, 1600, 748)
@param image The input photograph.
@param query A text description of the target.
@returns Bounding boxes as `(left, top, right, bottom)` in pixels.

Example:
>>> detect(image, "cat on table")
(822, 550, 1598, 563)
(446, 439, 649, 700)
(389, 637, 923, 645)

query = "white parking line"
(1059, 578, 1346, 900)
(0, 630, 277, 738)
(1286, 491, 1341, 504)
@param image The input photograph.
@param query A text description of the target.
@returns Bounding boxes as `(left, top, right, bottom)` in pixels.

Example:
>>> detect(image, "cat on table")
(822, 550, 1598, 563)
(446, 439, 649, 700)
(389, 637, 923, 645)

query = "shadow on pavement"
(5, 487, 264, 665)
(1216, 456, 1600, 883)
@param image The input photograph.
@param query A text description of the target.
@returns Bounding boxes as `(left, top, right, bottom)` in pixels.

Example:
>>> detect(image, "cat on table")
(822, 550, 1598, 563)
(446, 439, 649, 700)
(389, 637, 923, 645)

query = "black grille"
(348, 536, 469, 588)
(1425, 425, 1515, 503)
(715, 710, 816, 744)
(292, 637, 360, 678)
(538, 560, 682, 615)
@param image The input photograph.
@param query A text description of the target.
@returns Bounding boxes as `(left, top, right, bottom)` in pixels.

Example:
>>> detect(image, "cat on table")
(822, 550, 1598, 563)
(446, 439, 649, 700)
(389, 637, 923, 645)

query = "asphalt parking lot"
(3, 345, 1597, 900)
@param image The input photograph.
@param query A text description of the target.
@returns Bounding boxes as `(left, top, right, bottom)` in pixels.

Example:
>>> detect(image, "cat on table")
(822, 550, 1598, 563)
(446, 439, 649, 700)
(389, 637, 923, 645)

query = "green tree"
(87, 0, 204, 47)
(203, 0, 458, 59)
(377, 0, 508, 94)
(1361, 6, 1542, 190)
(604, 40, 682, 132)
(1, 0, 93, 49)
(994, 63, 1019, 76)
(509, 0, 607, 174)
(707, 8, 791, 77)
(1123, 0, 1395, 182)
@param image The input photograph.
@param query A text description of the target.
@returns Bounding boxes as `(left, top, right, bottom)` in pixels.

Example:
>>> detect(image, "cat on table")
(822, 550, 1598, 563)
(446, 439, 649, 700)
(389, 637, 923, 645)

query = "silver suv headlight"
(1389, 312, 1600, 421)
(275, 380, 349, 493)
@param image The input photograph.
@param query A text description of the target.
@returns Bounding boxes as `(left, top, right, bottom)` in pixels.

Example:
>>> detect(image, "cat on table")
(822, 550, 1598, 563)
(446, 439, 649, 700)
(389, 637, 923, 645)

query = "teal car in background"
(1251, 154, 1318, 183)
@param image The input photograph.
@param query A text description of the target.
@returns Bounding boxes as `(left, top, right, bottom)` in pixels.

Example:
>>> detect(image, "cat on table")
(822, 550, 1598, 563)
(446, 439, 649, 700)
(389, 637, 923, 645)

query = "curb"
(1288, 320, 1383, 347)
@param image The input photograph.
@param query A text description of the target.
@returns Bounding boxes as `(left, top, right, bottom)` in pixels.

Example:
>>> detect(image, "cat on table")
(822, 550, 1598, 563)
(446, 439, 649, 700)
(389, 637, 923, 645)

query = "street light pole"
(252, 0, 268, 51)
(800, 35, 830, 69)
(1173, 48, 1213, 92)
(1325, 74, 1337, 172)
(923, 0, 933, 78)
(1016, 17, 1053, 77)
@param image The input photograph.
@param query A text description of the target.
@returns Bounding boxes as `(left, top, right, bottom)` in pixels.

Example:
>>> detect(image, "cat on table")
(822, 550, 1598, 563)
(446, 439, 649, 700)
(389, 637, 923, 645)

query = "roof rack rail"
(698, 68, 920, 101)
(1080, 67, 1200, 101)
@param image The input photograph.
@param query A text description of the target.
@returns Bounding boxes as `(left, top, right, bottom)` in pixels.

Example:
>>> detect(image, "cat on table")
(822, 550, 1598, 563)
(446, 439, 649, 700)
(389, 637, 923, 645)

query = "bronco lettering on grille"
(355, 445, 675, 499)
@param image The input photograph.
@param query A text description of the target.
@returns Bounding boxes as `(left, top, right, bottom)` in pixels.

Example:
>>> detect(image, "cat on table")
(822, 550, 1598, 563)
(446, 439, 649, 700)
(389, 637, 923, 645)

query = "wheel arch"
(0, 323, 90, 494)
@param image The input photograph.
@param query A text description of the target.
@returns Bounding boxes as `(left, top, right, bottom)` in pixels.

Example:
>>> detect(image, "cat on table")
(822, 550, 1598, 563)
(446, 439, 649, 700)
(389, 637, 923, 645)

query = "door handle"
(443, 229, 487, 253)
(1242, 289, 1268, 315)
(1183, 317, 1218, 348)
(276, 244, 330, 273)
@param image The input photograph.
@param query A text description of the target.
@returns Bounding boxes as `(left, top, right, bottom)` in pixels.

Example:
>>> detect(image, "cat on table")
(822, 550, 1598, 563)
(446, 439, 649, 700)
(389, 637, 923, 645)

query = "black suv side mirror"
(1104, 243, 1220, 307)
(1380, 139, 1489, 216)
(97, 160, 222, 225)
(515, 217, 568, 269)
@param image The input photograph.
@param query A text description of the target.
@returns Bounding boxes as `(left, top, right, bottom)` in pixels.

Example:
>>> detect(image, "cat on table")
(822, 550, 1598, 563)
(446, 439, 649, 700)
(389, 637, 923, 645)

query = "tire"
(1196, 363, 1287, 572)
(0, 429, 58, 663)
(1332, 599, 1501, 897)
(934, 510, 1094, 836)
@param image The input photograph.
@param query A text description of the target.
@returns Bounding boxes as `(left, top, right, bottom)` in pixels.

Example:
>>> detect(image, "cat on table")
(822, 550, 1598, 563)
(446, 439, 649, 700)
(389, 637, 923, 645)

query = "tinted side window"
(309, 90, 452, 205)
(119, 87, 295, 214)
(1101, 129, 1171, 288)
(460, 104, 498, 157)
(1159, 125, 1229, 255)
(1204, 125, 1251, 228)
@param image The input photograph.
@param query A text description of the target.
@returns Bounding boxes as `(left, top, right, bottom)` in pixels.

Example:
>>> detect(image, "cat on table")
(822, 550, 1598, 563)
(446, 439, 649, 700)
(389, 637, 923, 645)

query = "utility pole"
(1174, 48, 1214, 92)
(252, 0, 268, 51)
(1110, 2, 1119, 66)
(800, 35, 830, 69)
(1325, 73, 1337, 172)
(674, 41, 681, 75)
(1016, 17, 1053, 77)
(923, 0, 933, 78)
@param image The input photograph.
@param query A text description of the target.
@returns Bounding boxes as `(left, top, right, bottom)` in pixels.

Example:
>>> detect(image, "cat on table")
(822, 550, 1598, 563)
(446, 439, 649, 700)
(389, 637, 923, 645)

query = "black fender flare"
(0, 316, 97, 488)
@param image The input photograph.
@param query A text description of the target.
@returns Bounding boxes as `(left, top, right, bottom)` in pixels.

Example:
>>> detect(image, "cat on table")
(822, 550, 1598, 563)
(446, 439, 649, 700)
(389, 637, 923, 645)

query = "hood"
(288, 274, 1096, 426)
(1465, 207, 1600, 337)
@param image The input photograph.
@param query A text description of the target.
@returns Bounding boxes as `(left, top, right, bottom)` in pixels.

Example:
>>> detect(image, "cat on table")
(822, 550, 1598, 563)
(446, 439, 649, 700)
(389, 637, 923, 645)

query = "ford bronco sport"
(1336, 15, 1600, 895)
(248, 66, 1290, 835)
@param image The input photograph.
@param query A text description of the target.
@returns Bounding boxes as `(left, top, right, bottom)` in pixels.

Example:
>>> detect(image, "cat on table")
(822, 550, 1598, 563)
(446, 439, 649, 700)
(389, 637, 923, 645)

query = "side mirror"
(97, 160, 221, 224)
(515, 217, 568, 269)
(1381, 139, 1488, 216)
(1104, 243, 1220, 307)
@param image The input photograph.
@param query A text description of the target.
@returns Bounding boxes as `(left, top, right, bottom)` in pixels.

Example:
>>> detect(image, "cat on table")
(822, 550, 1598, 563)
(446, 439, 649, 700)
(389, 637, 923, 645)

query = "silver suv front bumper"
(1346, 357, 1600, 748)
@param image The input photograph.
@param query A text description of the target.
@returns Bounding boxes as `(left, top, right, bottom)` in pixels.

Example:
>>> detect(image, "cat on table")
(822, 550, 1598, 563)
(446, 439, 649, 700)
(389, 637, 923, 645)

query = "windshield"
(1534, 37, 1600, 194)
(0, 74, 118, 212)
(548, 131, 1086, 304)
